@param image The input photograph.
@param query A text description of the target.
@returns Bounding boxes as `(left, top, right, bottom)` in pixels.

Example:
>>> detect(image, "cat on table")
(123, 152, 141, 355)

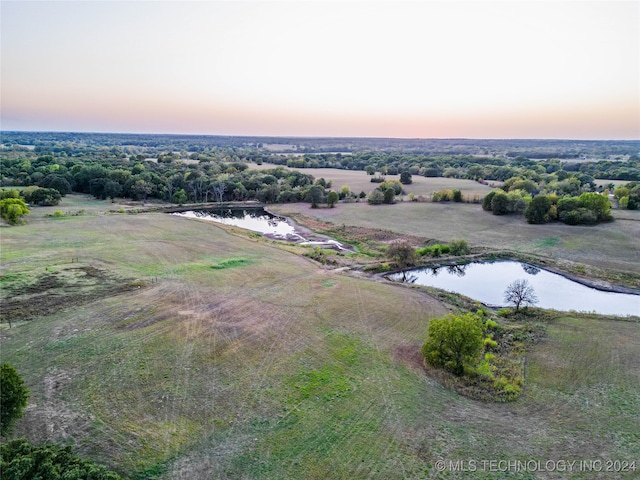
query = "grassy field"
(1, 196, 639, 479)
(248, 163, 496, 200)
(271, 201, 640, 281)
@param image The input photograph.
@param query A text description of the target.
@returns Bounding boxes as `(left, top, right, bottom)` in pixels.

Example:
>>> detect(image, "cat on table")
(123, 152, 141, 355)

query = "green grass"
(1, 196, 639, 479)
(209, 257, 253, 269)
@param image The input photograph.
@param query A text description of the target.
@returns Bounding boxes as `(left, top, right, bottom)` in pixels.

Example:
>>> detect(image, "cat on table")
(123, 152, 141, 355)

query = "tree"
(490, 191, 510, 215)
(0, 198, 30, 224)
(0, 363, 30, 437)
(367, 189, 385, 205)
(524, 195, 553, 224)
(504, 279, 538, 311)
(40, 174, 72, 195)
(327, 190, 339, 208)
(173, 188, 188, 204)
(400, 171, 413, 184)
(103, 180, 122, 201)
(421, 313, 485, 376)
(386, 240, 416, 269)
(578, 192, 611, 222)
(383, 187, 395, 204)
(0, 438, 122, 479)
(29, 187, 61, 206)
(306, 184, 324, 208)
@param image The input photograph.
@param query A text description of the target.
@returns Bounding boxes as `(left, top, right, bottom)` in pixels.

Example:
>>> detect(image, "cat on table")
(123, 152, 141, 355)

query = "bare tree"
(213, 182, 227, 203)
(504, 279, 538, 311)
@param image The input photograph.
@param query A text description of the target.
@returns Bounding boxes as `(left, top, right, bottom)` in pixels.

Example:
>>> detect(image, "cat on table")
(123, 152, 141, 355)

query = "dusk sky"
(1, 0, 638, 139)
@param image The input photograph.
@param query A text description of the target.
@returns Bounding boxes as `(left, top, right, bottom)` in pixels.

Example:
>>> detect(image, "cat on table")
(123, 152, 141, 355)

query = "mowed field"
(1, 196, 639, 479)
(271, 201, 640, 278)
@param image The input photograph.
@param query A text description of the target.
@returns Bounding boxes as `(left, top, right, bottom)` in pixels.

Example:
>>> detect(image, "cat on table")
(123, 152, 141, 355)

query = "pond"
(172, 208, 351, 251)
(387, 261, 639, 317)
(172, 208, 299, 237)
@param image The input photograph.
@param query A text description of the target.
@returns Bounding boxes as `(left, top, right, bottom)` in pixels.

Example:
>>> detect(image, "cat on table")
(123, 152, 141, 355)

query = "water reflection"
(447, 264, 468, 277)
(522, 264, 540, 275)
(172, 208, 297, 237)
(388, 261, 639, 317)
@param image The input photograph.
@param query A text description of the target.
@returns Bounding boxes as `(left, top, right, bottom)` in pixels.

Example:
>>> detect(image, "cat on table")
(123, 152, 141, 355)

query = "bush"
(449, 239, 470, 255)
(367, 190, 385, 205)
(386, 240, 416, 268)
(482, 190, 498, 211)
(559, 207, 598, 225)
(0, 198, 30, 224)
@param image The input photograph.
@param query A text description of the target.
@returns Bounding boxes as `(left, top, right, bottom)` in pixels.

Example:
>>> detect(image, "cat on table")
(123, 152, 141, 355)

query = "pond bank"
(400, 251, 640, 296)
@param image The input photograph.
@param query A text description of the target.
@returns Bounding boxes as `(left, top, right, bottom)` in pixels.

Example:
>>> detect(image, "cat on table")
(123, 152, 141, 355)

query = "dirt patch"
(21, 368, 94, 444)
(0, 264, 143, 324)
(393, 343, 426, 371)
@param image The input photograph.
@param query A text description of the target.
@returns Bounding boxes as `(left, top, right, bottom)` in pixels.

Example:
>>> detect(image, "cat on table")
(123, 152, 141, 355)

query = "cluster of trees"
(482, 189, 531, 215)
(483, 184, 614, 226)
(522, 192, 612, 225)
(613, 182, 640, 209)
(2, 134, 638, 212)
(367, 180, 404, 205)
(1, 153, 338, 206)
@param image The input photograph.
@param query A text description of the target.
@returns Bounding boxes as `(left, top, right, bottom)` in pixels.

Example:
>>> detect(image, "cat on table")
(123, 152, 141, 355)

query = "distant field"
(271, 201, 640, 279)
(594, 178, 635, 188)
(248, 163, 496, 200)
(1, 197, 639, 479)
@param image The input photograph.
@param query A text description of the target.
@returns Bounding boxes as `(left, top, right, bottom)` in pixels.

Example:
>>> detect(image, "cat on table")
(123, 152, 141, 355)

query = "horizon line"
(2, 129, 639, 143)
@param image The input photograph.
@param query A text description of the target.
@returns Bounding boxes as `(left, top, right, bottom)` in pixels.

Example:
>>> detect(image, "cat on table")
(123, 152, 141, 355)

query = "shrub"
(559, 207, 597, 225)
(367, 190, 385, 205)
(482, 190, 498, 211)
(449, 239, 470, 255)
(0, 198, 30, 224)
(386, 240, 416, 268)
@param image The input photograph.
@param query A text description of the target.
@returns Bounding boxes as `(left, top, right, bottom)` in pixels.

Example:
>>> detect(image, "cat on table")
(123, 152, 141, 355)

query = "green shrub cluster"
(431, 189, 463, 202)
(482, 189, 531, 215)
(416, 239, 470, 257)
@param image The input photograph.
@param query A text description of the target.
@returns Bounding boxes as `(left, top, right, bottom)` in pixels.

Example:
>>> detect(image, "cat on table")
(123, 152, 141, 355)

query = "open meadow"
(1, 196, 639, 479)
(248, 163, 497, 200)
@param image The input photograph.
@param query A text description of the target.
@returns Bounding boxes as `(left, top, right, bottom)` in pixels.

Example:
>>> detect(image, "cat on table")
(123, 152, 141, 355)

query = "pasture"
(271, 201, 640, 283)
(1, 196, 639, 479)
(248, 163, 496, 200)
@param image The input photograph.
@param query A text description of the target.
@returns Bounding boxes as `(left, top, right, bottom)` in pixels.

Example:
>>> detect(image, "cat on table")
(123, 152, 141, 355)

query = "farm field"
(1, 197, 639, 479)
(248, 163, 497, 200)
(271, 201, 640, 280)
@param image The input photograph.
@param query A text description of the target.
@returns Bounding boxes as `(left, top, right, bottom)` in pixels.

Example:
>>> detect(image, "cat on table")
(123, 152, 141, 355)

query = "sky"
(1, 0, 638, 139)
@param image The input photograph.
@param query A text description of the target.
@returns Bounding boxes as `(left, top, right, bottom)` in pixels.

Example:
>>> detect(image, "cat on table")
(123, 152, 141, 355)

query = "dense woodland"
(1, 132, 639, 225)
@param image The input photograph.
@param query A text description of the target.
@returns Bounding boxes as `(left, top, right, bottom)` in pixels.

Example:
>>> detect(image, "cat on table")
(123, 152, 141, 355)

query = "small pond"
(387, 261, 639, 317)
(172, 208, 351, 251)
(173, 208, 299, 237)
